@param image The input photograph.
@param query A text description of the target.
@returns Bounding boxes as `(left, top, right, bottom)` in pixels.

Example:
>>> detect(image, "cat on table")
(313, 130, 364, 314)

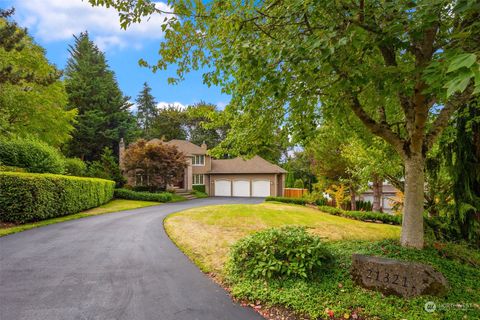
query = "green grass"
(0, 199, 159, 237)
(191, 190, 209, 198)
(165, 203, 480, 320)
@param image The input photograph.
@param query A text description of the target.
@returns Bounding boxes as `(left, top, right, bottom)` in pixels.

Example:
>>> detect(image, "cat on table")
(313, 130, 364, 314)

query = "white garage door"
(252, 180, 270, 197)
(233, 180, 250, 197)
(214, 180, 231, 196)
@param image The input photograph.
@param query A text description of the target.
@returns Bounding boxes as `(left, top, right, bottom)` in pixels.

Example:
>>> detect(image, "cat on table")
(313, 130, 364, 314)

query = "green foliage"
(318, 206, 402, 225)
(265, 196, 306, 205)
(228, 226, 333, 280)
(293, 179, 304, 189)
(150, 105, 187, 140)
(0, 172, 114, 223)
(136, 82, 158, 138)
(192, 184, 206, 193)
(0, 138, 65, 174)
(0, 16, 75, 146)
(64, 32, 138, 161)
(64, 158, 87, 176)
(87, 147, 125, 187)
(114, 188, 172, 202)
(228, 239, 480, 319)
(185, 101, 229, 149)
(285, 172, 295, 188)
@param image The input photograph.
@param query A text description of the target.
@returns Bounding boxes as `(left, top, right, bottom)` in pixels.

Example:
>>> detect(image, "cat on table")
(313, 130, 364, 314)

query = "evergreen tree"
(150, 105, 187, 140)
(64, 32, 137, 161)
(136, 82, 158, 138)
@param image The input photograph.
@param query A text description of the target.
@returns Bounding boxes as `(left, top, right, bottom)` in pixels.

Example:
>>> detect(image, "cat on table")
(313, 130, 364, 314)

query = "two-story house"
(120, 139, 286, 197)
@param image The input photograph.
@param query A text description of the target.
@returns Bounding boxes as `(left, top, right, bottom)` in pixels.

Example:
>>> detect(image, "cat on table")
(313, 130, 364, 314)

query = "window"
(193, 174, 204, 185)
(192, 154, 205, 166)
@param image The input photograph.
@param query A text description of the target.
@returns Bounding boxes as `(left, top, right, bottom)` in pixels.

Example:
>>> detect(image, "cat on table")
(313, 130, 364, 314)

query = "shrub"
(0, 172, 114, 223)
(293, 179, 304, 188)
(114, 188, 172, 202)
(86, 148, 125, 187)
(192, 184, 206, 193)
(228, 226, 333, 280)
(265, 196, 306, 205)
(303, 191, 328, 206)
(64, 158, 87, 176)
(317, 205, 402, 225)
(131, 185, 165, 193)
(0, 164, 26, 172)
(0, 138, 65, 174)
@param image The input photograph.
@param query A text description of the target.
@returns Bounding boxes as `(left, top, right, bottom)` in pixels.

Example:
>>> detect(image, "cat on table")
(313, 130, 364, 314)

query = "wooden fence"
(284, 188, 308, 198)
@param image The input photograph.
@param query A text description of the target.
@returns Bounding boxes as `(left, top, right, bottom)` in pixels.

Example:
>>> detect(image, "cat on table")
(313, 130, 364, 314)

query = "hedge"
(114, 188, 172, 202)
(0, 172, 115, 223)
(317, 205, 402, 225)
(192, 185, 206, 193)
(0, 138, 65, 174)
(265, 196, 307, 205)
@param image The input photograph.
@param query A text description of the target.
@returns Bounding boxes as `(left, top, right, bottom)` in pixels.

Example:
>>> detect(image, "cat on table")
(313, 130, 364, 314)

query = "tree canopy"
(90, 0, 479, 247)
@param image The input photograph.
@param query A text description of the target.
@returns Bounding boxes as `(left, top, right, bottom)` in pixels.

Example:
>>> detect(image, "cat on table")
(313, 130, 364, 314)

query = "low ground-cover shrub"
(265, 196, 306, 205)
(0, 172, 114, 223)
(192, 185, 206, 193)
(114, 188, 172, 202)
(64, 158, 87, 176)
(228, 226, 333, 280)
(228, 239, 480, 319)
(318, 205, 402, 225)
(0, 138, 65, 174)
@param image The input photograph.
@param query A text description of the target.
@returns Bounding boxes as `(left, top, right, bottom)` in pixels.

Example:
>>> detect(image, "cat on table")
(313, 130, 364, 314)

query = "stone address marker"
(351, 254, 449, 297)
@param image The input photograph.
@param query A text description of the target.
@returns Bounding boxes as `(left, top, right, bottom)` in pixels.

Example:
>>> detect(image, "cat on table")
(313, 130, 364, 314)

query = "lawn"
(164, 202, 480, 320)
(165, 202, 400, 274)
(0, 199, 160, 237)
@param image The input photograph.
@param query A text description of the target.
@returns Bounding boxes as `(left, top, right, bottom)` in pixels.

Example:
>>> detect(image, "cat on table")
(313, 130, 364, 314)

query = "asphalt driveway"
(0, 197, 265, 320)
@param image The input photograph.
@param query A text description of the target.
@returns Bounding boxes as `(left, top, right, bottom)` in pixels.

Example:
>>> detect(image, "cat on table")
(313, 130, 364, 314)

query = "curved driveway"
(0, 198, 264, 320)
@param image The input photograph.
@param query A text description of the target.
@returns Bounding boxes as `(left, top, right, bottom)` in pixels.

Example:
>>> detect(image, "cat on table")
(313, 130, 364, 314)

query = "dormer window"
(192, 154, 205, 166)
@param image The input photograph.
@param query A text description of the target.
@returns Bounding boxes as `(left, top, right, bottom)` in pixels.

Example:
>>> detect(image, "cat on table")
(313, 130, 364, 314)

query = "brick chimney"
(119, 138, 125, 170)
(201, 141, 207, 150)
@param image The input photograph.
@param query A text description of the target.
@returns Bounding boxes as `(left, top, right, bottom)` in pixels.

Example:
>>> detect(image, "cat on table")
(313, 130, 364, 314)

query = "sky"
(2, 0, 230, 110)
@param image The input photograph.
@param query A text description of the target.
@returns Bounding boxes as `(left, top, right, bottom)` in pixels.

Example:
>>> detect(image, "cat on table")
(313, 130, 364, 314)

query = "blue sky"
(2, 0, 230, 109)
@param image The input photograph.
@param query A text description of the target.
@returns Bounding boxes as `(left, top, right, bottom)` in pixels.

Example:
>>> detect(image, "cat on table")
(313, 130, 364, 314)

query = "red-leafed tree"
(123, 139, 187, 189)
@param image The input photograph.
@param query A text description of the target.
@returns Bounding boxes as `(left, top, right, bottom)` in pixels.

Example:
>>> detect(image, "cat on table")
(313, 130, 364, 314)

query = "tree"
(149, 105, 187, 141)
(87, 147, 125, 187)
(136, 82, 158, 138)
(90, 0, 479, 248)
(0, 13, 75, 146)
(122, 139, 187, 189)
(185, 101, 227, 149)
(64, 32, 137, 161)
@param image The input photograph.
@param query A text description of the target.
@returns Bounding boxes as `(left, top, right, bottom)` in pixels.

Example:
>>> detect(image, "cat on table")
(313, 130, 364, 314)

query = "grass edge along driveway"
(0, 199, 160, 237)
(164, 202, 480, 320)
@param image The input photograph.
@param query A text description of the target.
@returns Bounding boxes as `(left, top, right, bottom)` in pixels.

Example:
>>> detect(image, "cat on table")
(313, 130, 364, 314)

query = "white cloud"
(14, 0, 172, 50)
(157, 102, 187, 110)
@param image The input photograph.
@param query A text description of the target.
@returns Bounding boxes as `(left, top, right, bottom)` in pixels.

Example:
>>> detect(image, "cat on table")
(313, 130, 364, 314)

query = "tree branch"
(349, 95, 406, 157)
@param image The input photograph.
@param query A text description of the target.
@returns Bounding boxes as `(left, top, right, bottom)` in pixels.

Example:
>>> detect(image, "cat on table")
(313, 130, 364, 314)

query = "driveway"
(0, 198, 265, 320)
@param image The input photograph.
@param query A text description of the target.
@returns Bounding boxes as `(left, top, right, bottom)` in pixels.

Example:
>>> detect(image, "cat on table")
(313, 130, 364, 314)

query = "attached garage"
(214, 179, 231, 196)
(233, 180, 250, 197)
(208, 156, 287, 198)
(252, 180, 270, 197)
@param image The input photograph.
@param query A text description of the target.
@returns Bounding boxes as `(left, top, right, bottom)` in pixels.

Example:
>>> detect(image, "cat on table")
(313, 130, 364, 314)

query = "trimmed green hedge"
(318, 206, 402, 225)
(114, 188, 172, 202)
(0, 172, 114, 223)
(265, 196, 307, 205)
(192, 185, 206, 193)
(0, 138, 65, 174)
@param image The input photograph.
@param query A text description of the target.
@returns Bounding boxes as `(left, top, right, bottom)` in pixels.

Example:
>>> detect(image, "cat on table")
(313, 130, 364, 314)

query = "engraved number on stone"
(383, 272, 390, 283)
(366, 269, 373, 279)
(392, 274, 399, 285)
(374, 270, 380, 281)
(402, 276, 408, 287)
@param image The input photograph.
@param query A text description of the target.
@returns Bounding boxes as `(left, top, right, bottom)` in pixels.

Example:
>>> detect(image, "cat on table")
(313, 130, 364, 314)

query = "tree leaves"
(447, 53, 477, 73)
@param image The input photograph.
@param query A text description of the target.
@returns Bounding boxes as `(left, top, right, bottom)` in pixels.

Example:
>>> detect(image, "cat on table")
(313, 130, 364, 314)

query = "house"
(119, 139, 287, 197)
(358, 182, 399, 213)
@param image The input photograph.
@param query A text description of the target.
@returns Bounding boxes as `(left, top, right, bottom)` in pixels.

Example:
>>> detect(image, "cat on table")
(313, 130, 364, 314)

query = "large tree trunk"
(350, 187, 356, 211)
(401, 155, 425, 249)
(372, 176, 383, 212)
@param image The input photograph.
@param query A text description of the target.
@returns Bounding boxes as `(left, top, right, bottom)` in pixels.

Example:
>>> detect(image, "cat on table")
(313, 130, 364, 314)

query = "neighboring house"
(359, 182, 399, 213)
(120, 139, 287, 197)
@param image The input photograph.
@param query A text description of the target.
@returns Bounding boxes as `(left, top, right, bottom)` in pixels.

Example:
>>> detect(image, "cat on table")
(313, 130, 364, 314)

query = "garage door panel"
(233, 180, 250, 197)
(252, 180, 270, 197)
(215, 180, 231, 196)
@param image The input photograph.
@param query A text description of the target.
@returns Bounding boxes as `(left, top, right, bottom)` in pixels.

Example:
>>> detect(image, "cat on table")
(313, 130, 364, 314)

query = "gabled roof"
(156, 139, 207, 155)
(210, 156, 287, 174)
